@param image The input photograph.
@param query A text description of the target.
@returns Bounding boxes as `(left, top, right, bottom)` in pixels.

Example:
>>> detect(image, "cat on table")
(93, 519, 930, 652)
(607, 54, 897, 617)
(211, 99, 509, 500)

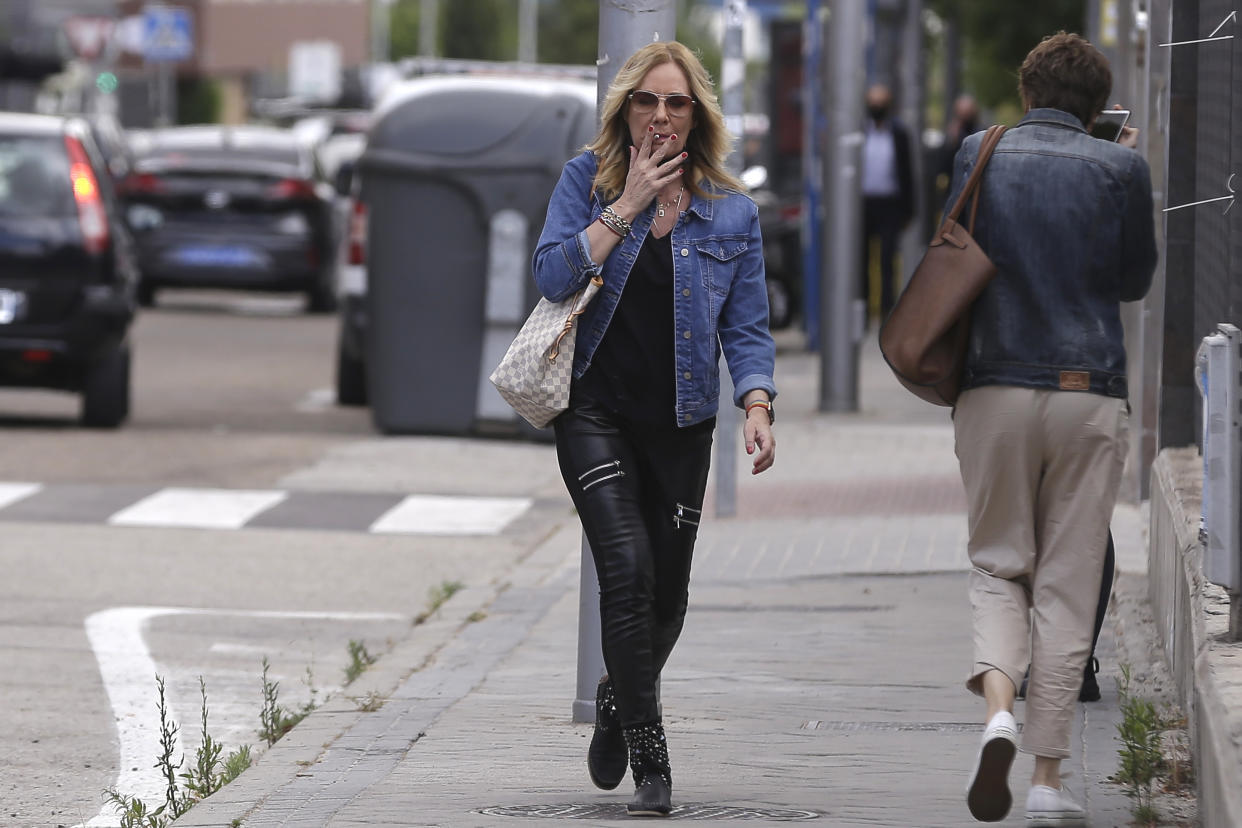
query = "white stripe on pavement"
(80, 606, 406, 828)
(107, 487, 288, 530)
(369, 494, 532, 535)
(0, 481, 41, 509)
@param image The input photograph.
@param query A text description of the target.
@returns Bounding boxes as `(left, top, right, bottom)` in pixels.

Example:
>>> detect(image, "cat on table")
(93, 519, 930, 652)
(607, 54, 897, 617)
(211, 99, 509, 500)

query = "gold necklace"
(657, 184, 685, 218)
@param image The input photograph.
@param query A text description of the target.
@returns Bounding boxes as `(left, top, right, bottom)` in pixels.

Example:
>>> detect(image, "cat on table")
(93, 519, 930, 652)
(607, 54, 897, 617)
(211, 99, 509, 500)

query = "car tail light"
(348, 198, 367, 266)
(22, 349, 53, 363)
(268, 178, 318, 200)
(121, 172, 164, 194)
(64, 136, 109, 255)
(780, 203, 802, 222)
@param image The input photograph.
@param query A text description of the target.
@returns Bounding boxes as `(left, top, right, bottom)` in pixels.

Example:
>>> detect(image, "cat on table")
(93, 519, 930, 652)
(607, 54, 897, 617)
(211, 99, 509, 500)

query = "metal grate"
(477, 803, 821, 820)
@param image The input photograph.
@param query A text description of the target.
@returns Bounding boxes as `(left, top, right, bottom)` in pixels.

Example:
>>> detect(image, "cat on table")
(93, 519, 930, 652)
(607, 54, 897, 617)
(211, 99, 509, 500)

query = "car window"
(0, 135, 75, 217)
(137, 131, 302, 173)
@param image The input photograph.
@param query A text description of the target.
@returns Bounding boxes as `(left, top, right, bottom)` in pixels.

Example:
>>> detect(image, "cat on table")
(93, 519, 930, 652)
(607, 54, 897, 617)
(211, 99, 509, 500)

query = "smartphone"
(1090, 109, 1130, 142)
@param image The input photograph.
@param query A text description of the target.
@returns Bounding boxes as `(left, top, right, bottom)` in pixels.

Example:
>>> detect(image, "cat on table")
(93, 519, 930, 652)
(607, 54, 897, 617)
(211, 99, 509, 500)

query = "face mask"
(868, 105, 889, 121)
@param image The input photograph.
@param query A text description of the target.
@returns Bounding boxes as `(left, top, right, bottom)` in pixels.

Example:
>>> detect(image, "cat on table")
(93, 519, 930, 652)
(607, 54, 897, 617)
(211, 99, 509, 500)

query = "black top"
(577, 229, 678, 429)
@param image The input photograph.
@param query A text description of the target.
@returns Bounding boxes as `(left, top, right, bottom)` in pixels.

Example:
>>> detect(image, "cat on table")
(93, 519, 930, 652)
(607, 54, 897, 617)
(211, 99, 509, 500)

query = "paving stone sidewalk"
(174, 335, 1163, 827)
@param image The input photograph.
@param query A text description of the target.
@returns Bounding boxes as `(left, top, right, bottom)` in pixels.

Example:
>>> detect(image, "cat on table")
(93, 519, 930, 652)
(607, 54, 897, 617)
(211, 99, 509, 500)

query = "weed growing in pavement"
(344, 639, 377, 684)
(259, 656, 316, 747)
(104, 675, 253, 828)
(356, 690, 385, 712)
(416, 580, 465, 623)
(466, 610, 487, 623)
(1113, 664, 1165, 825)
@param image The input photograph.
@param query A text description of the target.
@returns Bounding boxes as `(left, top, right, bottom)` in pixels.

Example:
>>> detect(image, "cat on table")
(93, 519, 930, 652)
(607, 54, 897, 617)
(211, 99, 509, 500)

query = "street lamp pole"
(818, 0, 865, 412)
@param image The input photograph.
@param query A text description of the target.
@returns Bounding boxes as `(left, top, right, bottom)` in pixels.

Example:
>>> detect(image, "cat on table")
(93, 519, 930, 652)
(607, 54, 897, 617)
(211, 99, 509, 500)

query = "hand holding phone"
(1090, 108, 1130, 142)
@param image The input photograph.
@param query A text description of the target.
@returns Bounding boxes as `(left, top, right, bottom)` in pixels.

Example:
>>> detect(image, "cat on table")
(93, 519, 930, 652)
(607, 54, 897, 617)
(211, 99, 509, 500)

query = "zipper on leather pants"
(579, 459, 624, 492)
(674, 503, 701, 528)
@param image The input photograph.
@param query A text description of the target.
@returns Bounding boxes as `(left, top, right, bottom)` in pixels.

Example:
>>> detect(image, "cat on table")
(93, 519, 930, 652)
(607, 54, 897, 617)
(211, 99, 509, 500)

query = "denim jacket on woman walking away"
(946, 108, 1157, 399)
(534, 151, 777, 427)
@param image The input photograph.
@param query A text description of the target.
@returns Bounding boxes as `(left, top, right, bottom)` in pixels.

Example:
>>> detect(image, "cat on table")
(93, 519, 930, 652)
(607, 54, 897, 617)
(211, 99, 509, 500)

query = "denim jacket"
(946, 108, 1157, 399)
(533, 151, 776, 427)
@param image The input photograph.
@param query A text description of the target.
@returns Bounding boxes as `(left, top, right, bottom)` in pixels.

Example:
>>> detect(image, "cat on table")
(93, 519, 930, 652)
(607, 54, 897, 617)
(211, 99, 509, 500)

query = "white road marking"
(295, 387, 336, 413)
(369, 493, 532, 535)
(0, 481, 41, 509)
(79, 606, 406, 828)
(108, 488, 288, 529)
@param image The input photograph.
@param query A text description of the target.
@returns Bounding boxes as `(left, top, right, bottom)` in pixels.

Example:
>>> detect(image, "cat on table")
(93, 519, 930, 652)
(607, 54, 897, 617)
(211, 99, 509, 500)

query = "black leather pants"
(554, 396, 713, 728)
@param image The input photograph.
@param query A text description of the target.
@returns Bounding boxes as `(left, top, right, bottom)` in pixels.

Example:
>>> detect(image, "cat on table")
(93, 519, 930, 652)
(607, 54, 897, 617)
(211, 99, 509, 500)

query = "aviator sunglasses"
(628, 90, 697, 117)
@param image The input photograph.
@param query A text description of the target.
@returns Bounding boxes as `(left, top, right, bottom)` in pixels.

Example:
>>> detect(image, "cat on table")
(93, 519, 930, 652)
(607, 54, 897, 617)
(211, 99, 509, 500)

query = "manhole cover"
(477, 803, 821, 820)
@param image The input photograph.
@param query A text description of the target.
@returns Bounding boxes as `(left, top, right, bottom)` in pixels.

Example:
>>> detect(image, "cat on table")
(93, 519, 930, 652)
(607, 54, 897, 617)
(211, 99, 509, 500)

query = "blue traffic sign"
(143, 6, 193, 62)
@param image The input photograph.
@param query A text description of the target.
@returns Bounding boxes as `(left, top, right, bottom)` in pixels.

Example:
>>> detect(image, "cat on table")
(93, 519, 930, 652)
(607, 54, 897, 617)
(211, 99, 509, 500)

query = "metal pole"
(575, 0, 678, 724)
(896, 0, 925, 293)
(419, 0, 438, 58)
(371, 0, 392, 64)
(518, 0, 538, 63)
(715, 0, 746, 519)
(819, 0, 865, 412)
(803, 0, 826, 350)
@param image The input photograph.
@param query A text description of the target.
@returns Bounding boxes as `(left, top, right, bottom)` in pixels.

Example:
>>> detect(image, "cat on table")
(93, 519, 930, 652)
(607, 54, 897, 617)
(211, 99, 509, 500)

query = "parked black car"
(0, 112, 137, 427)
(121, 125, 337, 312)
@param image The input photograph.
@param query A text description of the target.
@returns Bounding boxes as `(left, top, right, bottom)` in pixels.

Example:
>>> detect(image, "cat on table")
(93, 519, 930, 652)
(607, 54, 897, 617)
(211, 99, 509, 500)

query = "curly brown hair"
(584, 41, 743, 203)
(1018, 31, 1112, 128)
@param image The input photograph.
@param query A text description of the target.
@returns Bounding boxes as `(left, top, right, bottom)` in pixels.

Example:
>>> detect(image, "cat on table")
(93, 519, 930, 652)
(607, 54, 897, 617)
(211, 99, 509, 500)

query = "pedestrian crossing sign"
(143, 5, 193, 62)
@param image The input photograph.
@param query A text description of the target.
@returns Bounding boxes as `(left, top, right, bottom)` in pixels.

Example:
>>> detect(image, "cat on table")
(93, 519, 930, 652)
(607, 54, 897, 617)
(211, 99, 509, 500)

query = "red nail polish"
(648, 125, 654, 132)
(681, 152, 687, 158)
(671, 134, 677, 140)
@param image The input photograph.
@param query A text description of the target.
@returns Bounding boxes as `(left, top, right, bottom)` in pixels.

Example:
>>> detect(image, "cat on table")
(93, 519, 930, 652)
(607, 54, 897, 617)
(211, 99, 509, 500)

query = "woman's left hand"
(745, 412, 775, 475)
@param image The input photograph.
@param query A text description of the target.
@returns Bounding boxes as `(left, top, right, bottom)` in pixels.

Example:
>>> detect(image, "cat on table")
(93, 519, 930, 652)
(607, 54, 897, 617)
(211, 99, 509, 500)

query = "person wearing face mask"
(533, 41, 777, 818)
(861, 83, 915, 320)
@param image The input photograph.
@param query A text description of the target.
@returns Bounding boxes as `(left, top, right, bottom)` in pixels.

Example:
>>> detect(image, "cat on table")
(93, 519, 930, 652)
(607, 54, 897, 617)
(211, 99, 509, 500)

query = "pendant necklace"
(657, 184, 685, 218)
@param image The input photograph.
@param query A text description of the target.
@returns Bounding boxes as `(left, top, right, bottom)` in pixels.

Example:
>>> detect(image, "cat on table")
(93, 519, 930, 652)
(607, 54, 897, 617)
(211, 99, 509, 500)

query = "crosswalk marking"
(108, 488, 291, 529)
(0, 481, 536, 536)
(370, 494, 534, 536)
(0, 481, 41, 510)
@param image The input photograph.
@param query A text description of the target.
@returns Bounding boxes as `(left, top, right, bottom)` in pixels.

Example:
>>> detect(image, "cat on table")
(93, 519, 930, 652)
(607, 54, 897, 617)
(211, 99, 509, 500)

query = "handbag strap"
(944, 124, 1008, 233)
(549, 276, 604, 361)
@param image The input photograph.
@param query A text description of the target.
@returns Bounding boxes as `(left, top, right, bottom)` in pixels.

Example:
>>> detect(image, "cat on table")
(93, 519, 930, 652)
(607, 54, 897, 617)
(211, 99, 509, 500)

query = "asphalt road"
(0, 291, 568, 828)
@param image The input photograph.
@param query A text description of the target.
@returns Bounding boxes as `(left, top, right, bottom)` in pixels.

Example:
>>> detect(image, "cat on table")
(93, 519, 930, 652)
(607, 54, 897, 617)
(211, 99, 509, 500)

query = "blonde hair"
(585, 41, 744, 203)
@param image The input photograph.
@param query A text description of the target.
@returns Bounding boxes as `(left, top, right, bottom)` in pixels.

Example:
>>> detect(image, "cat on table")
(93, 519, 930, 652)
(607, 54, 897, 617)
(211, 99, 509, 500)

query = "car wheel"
(81, 344, 131, 428)
(335, 337, 367, 406)
(136, 282, 156, 308)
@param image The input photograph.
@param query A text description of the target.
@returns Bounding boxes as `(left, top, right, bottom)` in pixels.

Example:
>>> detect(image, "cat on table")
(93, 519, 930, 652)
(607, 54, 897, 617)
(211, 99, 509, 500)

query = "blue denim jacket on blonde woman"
(533, 151, 777, 428)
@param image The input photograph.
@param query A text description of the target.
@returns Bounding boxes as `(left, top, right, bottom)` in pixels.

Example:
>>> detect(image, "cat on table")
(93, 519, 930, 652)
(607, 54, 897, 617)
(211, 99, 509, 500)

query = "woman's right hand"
(615, 125, 686, 215)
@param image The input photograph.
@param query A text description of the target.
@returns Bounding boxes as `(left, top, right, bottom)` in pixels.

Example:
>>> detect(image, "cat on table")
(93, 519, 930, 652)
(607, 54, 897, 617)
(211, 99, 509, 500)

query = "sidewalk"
(175, 331, 1167, 827)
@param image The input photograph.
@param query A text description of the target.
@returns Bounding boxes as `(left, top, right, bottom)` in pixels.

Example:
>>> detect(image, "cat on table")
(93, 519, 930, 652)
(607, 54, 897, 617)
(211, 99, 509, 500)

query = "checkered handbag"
(490, 276, 603, 428)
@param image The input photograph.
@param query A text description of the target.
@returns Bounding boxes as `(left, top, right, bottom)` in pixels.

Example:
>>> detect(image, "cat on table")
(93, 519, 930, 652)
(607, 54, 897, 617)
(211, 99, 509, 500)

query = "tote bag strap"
(943, 124, 1008, 233)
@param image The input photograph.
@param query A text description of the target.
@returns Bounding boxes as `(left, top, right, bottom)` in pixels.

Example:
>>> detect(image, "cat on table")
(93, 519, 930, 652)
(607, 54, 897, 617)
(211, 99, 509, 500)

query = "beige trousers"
(954, 386, 1128, 759)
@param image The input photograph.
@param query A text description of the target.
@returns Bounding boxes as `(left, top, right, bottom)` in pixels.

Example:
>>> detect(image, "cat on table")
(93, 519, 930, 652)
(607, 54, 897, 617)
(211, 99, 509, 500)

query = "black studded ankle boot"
(587, 678, 628, 790)
(624, 722, 672, 817)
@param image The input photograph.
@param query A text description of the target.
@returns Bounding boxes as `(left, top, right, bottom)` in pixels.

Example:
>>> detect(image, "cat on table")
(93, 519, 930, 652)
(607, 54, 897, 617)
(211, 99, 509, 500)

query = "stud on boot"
(587, 678, 627, 790)
(624, 722, 672, 817)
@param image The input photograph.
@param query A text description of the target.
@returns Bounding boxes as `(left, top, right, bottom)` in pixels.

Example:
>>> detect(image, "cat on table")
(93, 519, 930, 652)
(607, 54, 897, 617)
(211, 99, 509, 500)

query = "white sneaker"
(966, 711, 1018, 822)
(1025, 785, 1087, 826)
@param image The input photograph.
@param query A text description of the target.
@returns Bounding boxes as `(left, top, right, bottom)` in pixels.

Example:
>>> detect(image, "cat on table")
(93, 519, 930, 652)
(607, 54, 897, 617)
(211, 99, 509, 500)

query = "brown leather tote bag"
(879, 125, 1008, 406)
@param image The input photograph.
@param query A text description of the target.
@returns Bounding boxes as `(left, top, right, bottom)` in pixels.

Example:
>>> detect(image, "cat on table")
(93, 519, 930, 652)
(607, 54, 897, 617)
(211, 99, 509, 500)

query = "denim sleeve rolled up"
(942, 109, 1159, 399)
(532, 151, 777, 427)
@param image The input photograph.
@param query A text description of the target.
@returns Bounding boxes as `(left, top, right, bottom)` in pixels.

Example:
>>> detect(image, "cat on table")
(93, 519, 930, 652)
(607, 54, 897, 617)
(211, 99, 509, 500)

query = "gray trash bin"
(358, 74, 597, 436)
